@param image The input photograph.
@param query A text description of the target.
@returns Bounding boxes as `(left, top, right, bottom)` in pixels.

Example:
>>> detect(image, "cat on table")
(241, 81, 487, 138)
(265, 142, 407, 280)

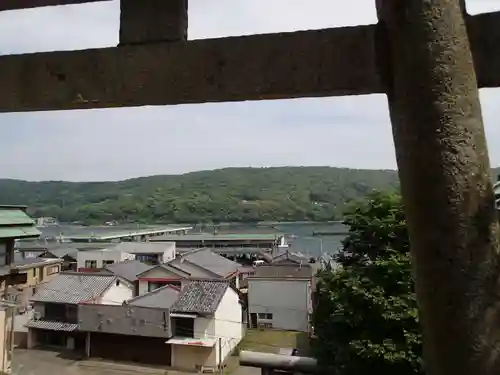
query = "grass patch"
(239, 329, 310, 354)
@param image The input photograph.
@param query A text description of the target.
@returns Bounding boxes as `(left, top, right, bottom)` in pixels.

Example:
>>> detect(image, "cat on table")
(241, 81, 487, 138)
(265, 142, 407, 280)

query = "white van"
(253, 260, 265, 267)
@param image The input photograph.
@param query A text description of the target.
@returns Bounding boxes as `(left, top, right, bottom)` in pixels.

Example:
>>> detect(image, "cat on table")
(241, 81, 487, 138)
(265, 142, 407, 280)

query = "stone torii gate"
(1, 1, 500, 374)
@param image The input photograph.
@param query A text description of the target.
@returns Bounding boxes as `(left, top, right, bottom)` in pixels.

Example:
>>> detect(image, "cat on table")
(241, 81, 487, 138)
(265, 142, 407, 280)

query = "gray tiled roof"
(25, 320, 78, 332)
(105, 260, 154, 282)
(168, 258, 219, 278)
(31, 272, 116, 304)
(177, 248, 240, 278)
(128, 284, 180, 309)
(135, 263, 190, 279)
(172, 280, 229, 314)
(252, 265, 314, 279)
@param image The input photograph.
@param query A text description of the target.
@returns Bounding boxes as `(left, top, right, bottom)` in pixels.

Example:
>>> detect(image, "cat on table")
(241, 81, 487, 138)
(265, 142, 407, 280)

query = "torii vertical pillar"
(377, 1, 500, 374)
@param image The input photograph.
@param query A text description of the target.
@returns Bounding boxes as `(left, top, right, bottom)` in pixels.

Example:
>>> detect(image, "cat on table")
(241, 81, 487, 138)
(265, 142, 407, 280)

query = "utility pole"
(218, 337, 223, 375)
(376, 1, 500, 374)
(3, 239, 14, 300)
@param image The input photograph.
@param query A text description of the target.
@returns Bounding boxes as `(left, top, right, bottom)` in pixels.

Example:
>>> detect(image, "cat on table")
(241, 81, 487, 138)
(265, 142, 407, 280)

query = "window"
(258, 313, 273, 320)
(148, 282, 165, 292)
(84, 260, 97, 269)
(173, 317, 194, 337)
(47, 265, 60, 275)
(103, 260, 114, 266)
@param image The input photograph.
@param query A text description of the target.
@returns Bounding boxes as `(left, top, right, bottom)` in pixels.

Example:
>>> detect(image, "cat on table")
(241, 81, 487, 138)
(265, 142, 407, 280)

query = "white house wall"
(214, 288, 243, 362)
(160, 242, 176, 262)
(77, 250, 134, 269)
(100, 279, 133, 305)
(248, 278, 310, 332)
(194, 316, 216, 340)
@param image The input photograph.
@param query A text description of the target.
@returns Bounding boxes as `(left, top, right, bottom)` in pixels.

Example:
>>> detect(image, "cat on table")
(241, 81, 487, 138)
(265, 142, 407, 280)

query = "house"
(0, 206, 41, 294)
(17, 246, 77, 271)
(170, 248, 240, 288)
(78, 303, 173, 365)
(136, 248, 241, 295)
(247, 264, 315, 332)
(101, 260, 153, 296)
(0, 257, 64, 309)
(77, 248, 135, 271)
(112, 242, 176, 265)
(128, 280, 243, 371)
(25, 272, 133, 350)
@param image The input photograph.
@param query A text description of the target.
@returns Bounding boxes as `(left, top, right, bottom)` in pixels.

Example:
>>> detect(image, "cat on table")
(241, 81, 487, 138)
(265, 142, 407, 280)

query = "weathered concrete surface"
(119, 0, 188, 45)
(377, 1, 500, 375)
(0, 0, 109, 12)
(0, 9, 498, 112)
(468, 11, 500, 88)
(0, 25, 383, 112)
(12, 349, 259, 375)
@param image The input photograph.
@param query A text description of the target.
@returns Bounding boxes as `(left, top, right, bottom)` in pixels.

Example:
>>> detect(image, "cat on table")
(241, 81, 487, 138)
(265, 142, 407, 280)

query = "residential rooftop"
(127, 284, 180, 309)
(174, 248, 240, 278)
(0, 257, 63, 276)
(103, 260, 154, 282)
(251, 264, 315, 279)
(31, 272, 117, 304)
(172, 280, 230, 314)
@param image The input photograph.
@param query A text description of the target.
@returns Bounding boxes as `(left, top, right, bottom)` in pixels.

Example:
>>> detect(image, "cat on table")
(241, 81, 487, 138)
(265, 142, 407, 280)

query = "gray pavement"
(12, 349, 260, 375)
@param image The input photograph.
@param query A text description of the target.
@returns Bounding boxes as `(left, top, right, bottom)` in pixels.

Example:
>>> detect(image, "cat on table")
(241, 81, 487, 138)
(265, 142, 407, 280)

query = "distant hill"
(0, 167, 402, 224)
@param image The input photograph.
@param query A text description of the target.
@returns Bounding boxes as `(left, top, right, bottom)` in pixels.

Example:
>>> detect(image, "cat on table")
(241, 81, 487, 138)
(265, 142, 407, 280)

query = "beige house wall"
(171, 344, 216, 371)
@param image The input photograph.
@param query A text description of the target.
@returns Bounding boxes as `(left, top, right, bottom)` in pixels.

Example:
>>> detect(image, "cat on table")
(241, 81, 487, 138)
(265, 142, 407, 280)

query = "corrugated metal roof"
(172, 280, 229, 314)
(153, 233, 281, 241)
(25, 320, 78, 332)
(0, 226, 40, 240)
(0, 209, 34, 226)
(128, 284, 180, 309)
(31, 273, 116, 304)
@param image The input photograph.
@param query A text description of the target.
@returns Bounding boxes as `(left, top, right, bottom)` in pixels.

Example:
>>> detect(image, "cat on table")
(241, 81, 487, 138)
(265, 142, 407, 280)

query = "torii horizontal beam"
(0, 11, 498, 112)
(0, 0, 110, 12)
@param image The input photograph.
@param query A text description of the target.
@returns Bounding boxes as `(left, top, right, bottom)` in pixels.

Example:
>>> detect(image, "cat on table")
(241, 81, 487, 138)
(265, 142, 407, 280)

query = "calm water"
(38, 222, 348, 257)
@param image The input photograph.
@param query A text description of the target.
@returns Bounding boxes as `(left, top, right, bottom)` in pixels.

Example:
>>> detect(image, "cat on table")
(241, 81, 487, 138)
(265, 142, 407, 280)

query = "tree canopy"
(0, 167, 399, 224)
(313, 191, 423, 375)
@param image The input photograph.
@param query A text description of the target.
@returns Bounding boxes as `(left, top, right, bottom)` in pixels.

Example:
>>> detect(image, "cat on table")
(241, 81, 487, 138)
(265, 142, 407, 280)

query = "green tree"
(313, 191, 423, 375)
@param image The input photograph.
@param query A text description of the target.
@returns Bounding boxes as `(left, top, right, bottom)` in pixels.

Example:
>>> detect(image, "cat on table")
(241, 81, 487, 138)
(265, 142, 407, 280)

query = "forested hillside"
(0, 167, 400, 224)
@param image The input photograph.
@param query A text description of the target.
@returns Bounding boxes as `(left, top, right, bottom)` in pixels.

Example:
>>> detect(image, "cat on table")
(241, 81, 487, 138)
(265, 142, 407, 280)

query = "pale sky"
(0, 0, 498, 181)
